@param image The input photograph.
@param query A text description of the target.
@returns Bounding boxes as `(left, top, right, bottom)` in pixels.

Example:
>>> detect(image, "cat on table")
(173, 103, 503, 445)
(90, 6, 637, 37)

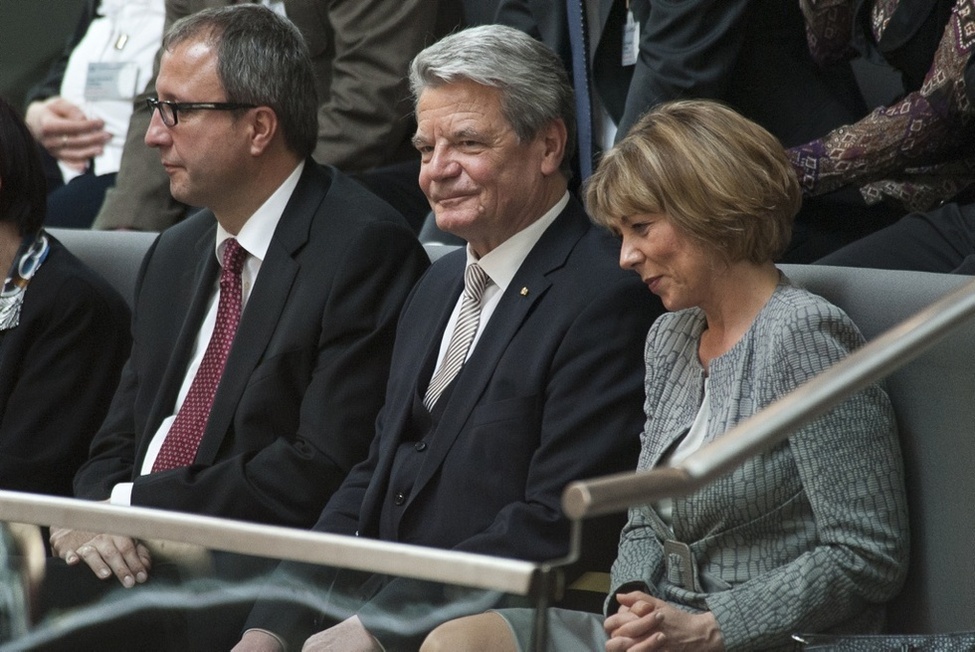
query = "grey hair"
(409, 24, 576, 178)
(163, 4, 318, 159)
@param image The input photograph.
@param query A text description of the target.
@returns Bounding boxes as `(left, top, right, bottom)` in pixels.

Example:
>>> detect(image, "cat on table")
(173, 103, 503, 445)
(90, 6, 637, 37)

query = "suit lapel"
(357, 255, 465, 532)
(137, 222, 217, 466)
(408, 264, 466, 405)
(194, 163, 325, 463)
(407, 201, 590, 503)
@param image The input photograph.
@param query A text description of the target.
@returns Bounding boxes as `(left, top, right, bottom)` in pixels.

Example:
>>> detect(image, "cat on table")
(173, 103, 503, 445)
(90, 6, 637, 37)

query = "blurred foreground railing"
(563, 276, 975, 520)
(0, 491, 549, 596)
(0, 487, 570, 649)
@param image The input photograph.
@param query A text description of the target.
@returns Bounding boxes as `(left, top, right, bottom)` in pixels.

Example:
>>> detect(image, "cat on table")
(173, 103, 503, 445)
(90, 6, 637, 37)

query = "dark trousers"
(39, 147, 116, 229)
(46, 172, 116, 228)
(781, 191, 904, 264)
(817, 201, 975, 274)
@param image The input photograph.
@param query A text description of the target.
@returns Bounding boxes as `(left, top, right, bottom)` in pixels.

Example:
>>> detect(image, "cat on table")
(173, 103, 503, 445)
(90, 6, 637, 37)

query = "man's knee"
(420, 612, 517, 652)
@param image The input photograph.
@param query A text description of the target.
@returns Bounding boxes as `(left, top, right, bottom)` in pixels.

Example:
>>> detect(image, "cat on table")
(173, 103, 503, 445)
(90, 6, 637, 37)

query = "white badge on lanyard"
(263, 0, 288, 17)
(84, 61, 140, 101)
(622, 4, 640, 67)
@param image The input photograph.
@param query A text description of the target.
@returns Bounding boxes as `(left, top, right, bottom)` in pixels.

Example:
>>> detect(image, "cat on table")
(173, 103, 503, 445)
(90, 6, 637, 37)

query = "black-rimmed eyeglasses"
(146, 97, 257, 127)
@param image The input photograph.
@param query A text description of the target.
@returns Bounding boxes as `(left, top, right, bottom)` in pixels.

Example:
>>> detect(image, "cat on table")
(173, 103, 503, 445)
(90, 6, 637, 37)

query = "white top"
(59, 0, 165, 180)
(655, 375, 711, 525)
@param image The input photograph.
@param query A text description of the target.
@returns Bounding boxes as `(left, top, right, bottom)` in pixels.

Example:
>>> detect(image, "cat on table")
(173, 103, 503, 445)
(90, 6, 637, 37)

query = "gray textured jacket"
(610, 278, 910, 650)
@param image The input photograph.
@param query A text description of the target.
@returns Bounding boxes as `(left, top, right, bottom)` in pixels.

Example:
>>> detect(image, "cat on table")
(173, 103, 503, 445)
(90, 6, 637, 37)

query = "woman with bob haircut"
(420, 100, 910, 651)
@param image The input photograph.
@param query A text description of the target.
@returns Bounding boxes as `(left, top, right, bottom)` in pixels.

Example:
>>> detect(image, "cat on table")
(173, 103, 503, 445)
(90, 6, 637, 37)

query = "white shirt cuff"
(109, 482, 134, 506)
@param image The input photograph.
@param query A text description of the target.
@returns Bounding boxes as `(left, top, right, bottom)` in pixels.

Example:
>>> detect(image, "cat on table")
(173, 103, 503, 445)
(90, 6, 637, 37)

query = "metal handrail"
(0, 490, 544, 596)
(563, 276, 975, 520)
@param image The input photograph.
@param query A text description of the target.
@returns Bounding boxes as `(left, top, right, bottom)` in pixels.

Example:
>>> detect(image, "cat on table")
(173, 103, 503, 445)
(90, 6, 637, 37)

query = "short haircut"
(0, 96, 46, 234)
(164, 4, 318, 159)
(409, 24, 576, 178)
(586, 100, 801, 264)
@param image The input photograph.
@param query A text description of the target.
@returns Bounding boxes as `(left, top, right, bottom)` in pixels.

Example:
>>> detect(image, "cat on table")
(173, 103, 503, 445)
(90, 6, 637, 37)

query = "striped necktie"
(423, 262, 490, 410)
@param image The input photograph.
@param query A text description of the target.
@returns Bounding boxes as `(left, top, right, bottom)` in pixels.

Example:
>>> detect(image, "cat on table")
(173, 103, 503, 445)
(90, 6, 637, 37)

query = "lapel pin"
(520, 287, 529, 296)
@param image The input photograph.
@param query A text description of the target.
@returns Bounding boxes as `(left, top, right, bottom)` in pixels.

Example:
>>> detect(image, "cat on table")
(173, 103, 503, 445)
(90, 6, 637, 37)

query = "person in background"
(92, 0, 462, 232)
(24, 0, 166, 228)
(232, 24, 662, 652)
(496, 0, 885, 262)
(792, 0, 974, 217)
(422, 100, 910, 651)
(802, 0, 975, 272)
(0, 95, 131, 496)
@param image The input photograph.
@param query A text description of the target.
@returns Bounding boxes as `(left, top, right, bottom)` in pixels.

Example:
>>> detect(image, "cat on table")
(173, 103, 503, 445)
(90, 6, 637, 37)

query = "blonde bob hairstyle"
(586, 100, 801, 265)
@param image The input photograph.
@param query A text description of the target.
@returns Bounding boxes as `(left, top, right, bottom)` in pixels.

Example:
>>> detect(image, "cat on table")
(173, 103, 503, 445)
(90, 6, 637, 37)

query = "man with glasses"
(144, 98, 259, 127)
(49, 4, 427, 620)
(91, 0, 462, 232)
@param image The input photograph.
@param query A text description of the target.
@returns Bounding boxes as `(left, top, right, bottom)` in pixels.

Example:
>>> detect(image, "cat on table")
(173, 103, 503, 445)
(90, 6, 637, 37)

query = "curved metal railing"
(562, 276, 975, 520)
(0, 491, 544, 596)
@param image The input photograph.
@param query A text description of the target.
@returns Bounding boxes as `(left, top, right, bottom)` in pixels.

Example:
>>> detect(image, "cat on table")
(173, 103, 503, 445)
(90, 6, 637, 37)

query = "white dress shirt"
(429, 192, 569, 375)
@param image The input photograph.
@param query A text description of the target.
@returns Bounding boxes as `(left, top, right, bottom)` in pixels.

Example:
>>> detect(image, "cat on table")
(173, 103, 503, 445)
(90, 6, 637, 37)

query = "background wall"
(0, 0, 87, 112)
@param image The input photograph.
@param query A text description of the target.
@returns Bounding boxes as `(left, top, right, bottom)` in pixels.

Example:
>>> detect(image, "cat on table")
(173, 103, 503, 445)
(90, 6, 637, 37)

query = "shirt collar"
(214, 160, 305, 265)
(467, 191, 569, 292)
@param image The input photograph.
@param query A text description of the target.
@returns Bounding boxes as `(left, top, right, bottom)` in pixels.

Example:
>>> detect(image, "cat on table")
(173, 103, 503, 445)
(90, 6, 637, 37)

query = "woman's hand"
(604, 591, 724, 651)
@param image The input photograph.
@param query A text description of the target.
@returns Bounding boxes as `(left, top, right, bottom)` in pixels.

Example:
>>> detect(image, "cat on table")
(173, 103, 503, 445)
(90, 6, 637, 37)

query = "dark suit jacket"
(73, 162, 429, 527)
(246, 196, 664, 648)
(0, 236, 130, 497)
(496, 0, 867, 146)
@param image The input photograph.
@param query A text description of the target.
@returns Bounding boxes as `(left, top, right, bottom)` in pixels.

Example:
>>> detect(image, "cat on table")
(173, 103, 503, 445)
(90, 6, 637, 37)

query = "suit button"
(414, 441, 427, 452)
(394, 492, 406, 506)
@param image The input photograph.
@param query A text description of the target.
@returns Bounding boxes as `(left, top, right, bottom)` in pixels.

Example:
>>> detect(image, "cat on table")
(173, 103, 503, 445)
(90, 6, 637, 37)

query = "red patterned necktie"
(152, 239, 247, 472)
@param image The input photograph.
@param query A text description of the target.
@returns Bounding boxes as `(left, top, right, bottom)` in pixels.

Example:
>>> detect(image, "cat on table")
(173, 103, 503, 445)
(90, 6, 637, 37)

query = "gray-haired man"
(235, 24, 662, 652)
